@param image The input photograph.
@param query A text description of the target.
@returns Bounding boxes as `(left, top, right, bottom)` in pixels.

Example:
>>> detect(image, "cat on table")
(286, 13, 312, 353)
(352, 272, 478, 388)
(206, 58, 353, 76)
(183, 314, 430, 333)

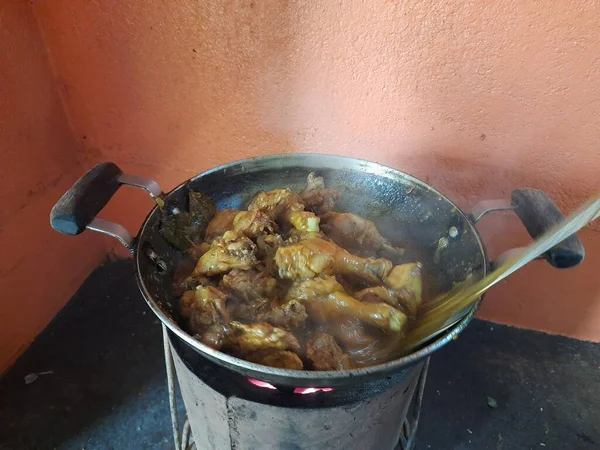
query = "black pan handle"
(471, 189, 585, 269)
(50, 162, 166, 252)
(511, 189, 585, 268)
(50, 162, 123, 236)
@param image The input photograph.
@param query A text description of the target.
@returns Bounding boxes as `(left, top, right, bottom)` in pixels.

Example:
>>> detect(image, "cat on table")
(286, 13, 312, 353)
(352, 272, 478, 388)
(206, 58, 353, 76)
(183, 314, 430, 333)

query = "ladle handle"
(511, 189, 585, 268)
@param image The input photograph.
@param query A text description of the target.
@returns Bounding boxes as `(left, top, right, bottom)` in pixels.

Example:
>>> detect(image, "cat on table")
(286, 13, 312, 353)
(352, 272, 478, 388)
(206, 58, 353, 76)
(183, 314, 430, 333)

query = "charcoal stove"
(51, 154, 586, 449)
(163, 327, 428, 450)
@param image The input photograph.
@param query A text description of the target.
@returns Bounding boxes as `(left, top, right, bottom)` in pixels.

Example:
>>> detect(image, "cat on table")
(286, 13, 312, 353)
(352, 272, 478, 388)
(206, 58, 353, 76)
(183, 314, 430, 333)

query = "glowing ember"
(294, 387, 334, 395)
(247, 378, 334, 394)
(247, 378, 277, 390)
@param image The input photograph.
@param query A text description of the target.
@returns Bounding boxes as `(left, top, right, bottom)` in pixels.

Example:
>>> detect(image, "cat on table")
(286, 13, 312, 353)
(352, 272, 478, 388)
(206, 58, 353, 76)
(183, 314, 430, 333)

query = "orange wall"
(26, 1, 600, 341)
(0, 1, 107, 373)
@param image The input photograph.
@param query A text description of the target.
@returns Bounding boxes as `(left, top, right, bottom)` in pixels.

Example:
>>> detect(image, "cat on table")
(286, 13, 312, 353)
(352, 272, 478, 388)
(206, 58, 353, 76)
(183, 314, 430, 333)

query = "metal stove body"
(166, 331, 428, 450)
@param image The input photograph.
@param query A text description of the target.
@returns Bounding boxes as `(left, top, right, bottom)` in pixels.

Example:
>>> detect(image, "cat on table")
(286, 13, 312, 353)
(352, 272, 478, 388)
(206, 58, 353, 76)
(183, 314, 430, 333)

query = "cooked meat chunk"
(201, 324, 227, 349)
(306, 333, 351, 370)
(173, 172, 426, 372)
(245, 350, 304, 370)
(180, 286, 229, 349)
(256, 233, 285, 255)
(286, 276, 407, 332)
(173, 273, 216, 297)
(248, 188, 304, 219)
(256, 233, 285, 276)
(282, 210, 320, 232)
(220, 268, 277, 321)
(275, 238, 392, 284)
(225, 321, 301, 353)
(356, 262, 423, 317)
(204, 209, 239, 242)
(258, 299, 308, 329)
(285, 229, 323, 244)
(221, 268, 277, 301)
(193, 231, 257, 276)
(227, 297, 271, 322)
(329, 318, 378, 352)
(248, 188, 320, 232)
(356, 287, 416, 317)
(233, 210, 277, 238)
(298, 172, 340, 215)
(385, 262, 423, 294)
(320, 212, 403, 258)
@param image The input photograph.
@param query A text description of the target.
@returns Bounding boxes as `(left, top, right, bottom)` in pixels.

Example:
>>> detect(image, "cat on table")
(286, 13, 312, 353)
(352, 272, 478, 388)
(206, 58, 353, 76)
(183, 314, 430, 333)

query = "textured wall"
(33, 1, 600, 340)
(0, 1, 107, 372)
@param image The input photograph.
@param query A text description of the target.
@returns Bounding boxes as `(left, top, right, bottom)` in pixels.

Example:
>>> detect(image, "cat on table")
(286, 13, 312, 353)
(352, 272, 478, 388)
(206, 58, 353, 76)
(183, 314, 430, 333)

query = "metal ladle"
(395, 192, 600, 357)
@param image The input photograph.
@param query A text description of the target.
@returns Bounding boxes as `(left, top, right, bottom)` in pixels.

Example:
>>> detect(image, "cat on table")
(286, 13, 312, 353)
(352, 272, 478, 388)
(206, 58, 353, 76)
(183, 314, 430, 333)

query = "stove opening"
(247, 378, 335, 394)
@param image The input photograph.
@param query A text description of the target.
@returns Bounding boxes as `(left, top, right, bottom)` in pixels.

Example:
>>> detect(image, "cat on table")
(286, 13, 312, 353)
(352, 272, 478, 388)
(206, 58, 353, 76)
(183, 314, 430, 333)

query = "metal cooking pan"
(50, 154, 585, 387)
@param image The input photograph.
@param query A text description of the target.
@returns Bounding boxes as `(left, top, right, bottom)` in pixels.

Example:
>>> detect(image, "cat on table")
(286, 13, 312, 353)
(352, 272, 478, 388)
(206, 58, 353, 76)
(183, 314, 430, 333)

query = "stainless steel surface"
(118, 173, 164, 199)
(131, 154, 490, 387)
(404, 192, 600, 353)
(470, 199, 535, 268)
(470, 199, 514, 223)
(83, 171, 170, 254)
(86, 218, 135, 253)
(119, 173, 180, 214)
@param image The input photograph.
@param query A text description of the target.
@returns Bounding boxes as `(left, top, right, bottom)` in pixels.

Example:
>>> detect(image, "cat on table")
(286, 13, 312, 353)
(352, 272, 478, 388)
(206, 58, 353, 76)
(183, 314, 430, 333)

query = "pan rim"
(133, 153, 488, 386)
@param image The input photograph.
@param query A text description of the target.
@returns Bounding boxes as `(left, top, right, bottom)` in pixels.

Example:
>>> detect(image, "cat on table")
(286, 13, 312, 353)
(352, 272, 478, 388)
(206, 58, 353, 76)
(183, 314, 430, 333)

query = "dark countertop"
(1, 260, 598, 450)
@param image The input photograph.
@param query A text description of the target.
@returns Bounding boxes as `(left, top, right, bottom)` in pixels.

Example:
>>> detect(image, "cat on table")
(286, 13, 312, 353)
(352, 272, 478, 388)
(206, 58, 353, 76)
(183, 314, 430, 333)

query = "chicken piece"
(256, 234, 285, 276)
(173, 272, 216, 297)
(282, 210, 320, 232)
(257, 233, 285, 254)
(193, 231, 257, 276)
(258, 299, 308, 329)
(204, 209, 239, 242)
(329, 318, 393, 367)
(320, 212, 404, 258)
(245, 350, 304, 370)
(227, 297, 271, 322)
(385, 262, 423, 294)
(275, 238, 392, 284)
(180, 286, 229, 349)
(225, 321, 301, 353)
(220, 268, 277, 321)
(285, 228, 323, 244)
(248, 188, 320, 232)
(359, 262, 423, 317)
(180, 286, 229, 328)
(221, 268, 277, 301)
(329, 318, 378, 352)
(286, 276, 407, 332)
(233, 210, 277, 238)
(306, 332, 351, 370)
(201, 324, 228, 349)
(298, 172, 340, 215)
(355, 286, 417, 317)
(386, 262, 423, 314)
(248, 188, 304, 218)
